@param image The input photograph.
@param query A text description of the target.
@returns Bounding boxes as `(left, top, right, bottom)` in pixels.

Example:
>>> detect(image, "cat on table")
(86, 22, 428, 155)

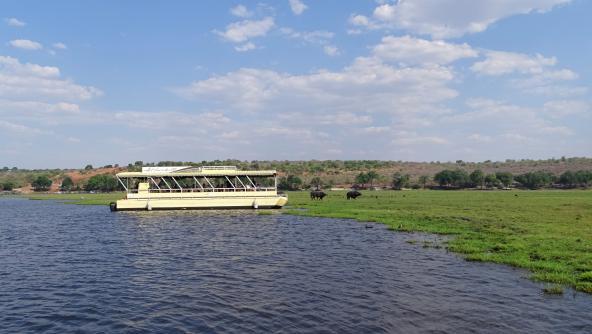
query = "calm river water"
(1, 198, 591, 333)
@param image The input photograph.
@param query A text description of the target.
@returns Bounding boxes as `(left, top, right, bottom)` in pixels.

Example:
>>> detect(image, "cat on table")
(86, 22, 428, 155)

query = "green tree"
(392, 172, 410, 190)
(278, 175, 303, 191)
(495, 172, 514, 188)
(450, 169, 470, 188)
(355, 172, 370, 187)
(310, 176, 322, 189)
(434, 170, 453, 187)
(85, 174, 119, 192)
(484, 174, 499, 188)
(367, 171, 379, 188)
(61, 176, 74, 192)
(32, 175, 52, 191)
(559, 171, 577, 187)
(418, 175, 429, 189)
(470, 169, 485, 189)
(2, 181, 15, 191)
(515, 171, 554, 189)
(84, 164, 93, 170)
(574, 170, 592, 187)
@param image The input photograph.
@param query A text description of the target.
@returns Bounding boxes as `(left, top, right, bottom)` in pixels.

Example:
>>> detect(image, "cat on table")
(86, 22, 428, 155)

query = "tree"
(435, 169, 469, 188)
(434, 170, 453, 187)
(574, 170, 592, 187)
(85, 174, 119, 192)
(278, 175, 303, 191)
(2, 181, 14, 191)
(559, 171, 577, 188)
(418, 175, 429, 189)
(355, 172, 370, 187)
(515, 171, 554, 189)
(367, 171, 379, 188)
(470, 169, 485, 189)
(287, 175, 302, 190)
(310, 176, 322, 189)
(392, 172, 410, 190)
(61, 176, 74, 192)
(451, 169, 470, 188)
(495, 172, 513, 188)
(32, 175, 52, 191)
(484, 174, 499, 188)
(84, 164, 93, 170)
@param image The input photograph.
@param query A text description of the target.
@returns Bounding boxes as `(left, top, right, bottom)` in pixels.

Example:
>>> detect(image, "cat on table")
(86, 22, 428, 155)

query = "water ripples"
(1, 198, 592, 333)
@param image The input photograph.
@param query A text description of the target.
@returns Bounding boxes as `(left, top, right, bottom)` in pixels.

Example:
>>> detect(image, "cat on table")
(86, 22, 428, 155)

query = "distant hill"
(1, 157, 591, 192)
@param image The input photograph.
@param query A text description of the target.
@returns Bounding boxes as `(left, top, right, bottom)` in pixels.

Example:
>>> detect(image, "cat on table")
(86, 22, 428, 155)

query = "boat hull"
(113, 194, 288, 211)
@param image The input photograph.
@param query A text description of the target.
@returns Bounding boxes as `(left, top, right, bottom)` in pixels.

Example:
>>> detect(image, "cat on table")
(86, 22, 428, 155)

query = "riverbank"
(24, 190, 592, 293)
(26, 192, 125, 205)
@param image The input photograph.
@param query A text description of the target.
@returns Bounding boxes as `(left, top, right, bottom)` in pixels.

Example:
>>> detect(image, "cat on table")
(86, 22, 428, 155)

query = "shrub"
(32, 176, 52, 191)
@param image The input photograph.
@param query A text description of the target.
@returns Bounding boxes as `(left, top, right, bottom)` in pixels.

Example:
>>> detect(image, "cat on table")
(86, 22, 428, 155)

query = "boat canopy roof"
(116, 166, 277, 178)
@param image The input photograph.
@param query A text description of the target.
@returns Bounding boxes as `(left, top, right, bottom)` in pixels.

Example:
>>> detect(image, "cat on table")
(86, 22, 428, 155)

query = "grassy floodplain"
(25, 190, 592, 293)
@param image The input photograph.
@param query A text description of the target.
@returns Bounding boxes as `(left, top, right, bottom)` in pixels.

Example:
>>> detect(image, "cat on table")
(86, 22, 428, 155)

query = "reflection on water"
(1, 198, 592, 333)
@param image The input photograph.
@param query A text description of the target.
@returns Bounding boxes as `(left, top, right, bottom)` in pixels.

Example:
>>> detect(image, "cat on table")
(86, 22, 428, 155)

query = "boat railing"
(127, 187, 277, 194)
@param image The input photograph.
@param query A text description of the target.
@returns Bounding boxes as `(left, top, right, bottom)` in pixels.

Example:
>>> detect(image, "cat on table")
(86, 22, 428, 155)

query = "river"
(1, 198, 591, 333)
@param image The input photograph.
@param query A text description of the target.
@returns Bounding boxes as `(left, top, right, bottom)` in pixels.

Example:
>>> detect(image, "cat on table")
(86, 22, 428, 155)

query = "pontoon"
(111, 166, 288, 211)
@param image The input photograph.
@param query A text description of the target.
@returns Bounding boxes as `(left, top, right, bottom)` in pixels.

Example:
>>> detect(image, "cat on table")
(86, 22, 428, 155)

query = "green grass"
(25, 189, 592, 293)
(26, 192, 125, 205)
(284, 190, 592, 294)
(543, 285, 564, 295)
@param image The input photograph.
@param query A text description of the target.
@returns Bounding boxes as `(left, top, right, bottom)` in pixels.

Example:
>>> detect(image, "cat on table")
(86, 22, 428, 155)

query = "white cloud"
(373, 35, 478, 65)
(447, 98, 574, 143)
(349, 14, 369, 27)
(323, 45, 340, 56)
(358, 126, 390, 134)
(0, 55, 102, 101)
(543, 100, 591, 118)
(66, 137, 81, 143)
(235, 42, 257, 52)
(394, 131, 448, 146)
(0, 55, 59, 77)
(537, 125, 573, 135)
(5, 18, 26, 27)
(0, 100, 80, 115)
(471, 51, 556, 75)
(174, 56, 457, 114)
(0, 120, 44, 135)
(8, 39, 43, 50)
(169, 43, 466, 159)
(289, 0, 308, 15)
(280, 28, 334, 44)
(351, 0, 571, 38)
(510, 69, 581, 97)
(52, 42, 67, 50)
(279, 111, 372, 126)
(471, 50, 584, 97)
(501, 133, 534, 144)
(467, 133, 493, 143)
(216, 17, 275, 43)
(230, 5, 253, 18)
(521, 85, 587, 97)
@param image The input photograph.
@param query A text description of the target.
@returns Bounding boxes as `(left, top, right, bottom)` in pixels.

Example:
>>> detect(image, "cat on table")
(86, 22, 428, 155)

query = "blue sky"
(1, 0, 590, 168)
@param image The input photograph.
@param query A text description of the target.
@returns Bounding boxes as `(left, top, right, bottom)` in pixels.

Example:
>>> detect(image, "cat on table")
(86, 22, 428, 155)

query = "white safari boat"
(110, 166, 288, 211)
